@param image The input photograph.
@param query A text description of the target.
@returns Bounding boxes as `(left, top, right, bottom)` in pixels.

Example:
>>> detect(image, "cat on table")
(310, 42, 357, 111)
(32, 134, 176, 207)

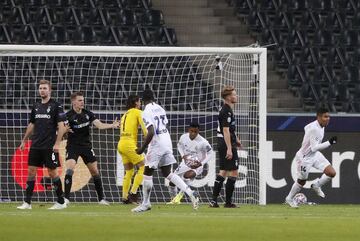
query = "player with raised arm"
(167, 122, 213, 204)
(64, 92, 119, 205)
(17, 80, 67, 210)
(285, 107, 337, 208)
(118, 95, 147, 204)
(210, 85, 242, 208)
(131, 89, 199, 212)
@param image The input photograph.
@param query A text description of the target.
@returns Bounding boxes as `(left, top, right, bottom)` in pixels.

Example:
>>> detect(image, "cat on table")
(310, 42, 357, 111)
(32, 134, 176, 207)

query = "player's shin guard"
(212, 175, 225, 202)
(64, 169, 74, 199)
(286, 182, 302, 200)
(314, 174, 331, 188)
(25, 177, 35, 204)
(130, 165, 144, 194)
(52, 176, 65, 204)
(225, 176, 236, 205)
(166, 173, 193, 197)
(93, 175, 104, 201)
(122, 169, 134, 200)
(142, 175, 153, 206)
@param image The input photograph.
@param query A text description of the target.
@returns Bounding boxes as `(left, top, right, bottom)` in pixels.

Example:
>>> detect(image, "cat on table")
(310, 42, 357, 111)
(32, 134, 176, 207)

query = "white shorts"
(174, 161, 203, 177)
(145, 147, 176, 169)
(296, 152, 331, 180)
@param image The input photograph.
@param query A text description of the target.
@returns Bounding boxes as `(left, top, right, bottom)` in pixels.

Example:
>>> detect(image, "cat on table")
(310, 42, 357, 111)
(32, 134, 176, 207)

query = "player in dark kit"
(64, 92, 120, 205)
(17, 80, 67, 210)
(210, 85, 242, 208)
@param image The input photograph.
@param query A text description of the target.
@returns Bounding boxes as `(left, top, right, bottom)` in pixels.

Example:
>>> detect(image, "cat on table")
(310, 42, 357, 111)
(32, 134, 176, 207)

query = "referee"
(210, 85, 242, 208)
(17, 80, 67, 210)
(64, 91, 120, 205)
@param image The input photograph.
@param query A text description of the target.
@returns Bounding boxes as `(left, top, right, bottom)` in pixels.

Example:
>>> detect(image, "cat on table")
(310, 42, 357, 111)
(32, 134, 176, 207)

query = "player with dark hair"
(285, 107, 337, 208)
(64, 91, 120, 205)
(118, 94, 147, 204)
(167, 122, 213, 204)
(131, 89, 199, 212)
(17, 79, 67, 210)
(210, 85, 242, 208)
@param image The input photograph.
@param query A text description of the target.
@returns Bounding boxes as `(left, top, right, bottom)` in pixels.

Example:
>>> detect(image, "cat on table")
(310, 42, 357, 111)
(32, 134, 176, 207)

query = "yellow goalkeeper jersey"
(119, 108, 147, 144)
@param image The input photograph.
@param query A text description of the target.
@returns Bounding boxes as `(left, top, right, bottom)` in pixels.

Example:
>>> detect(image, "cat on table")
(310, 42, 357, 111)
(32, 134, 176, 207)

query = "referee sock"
(93, 175, 104, 201)
(123, 169, 134, 199)
(52, 177, 64, 205)
(25, 178, 35, 204)
(64, 169, 74, 199)
(130, 165, 144, 195)
(212, 175, 225, 203)
(225, 176, 236, 204)
(142, 175, 153, 206)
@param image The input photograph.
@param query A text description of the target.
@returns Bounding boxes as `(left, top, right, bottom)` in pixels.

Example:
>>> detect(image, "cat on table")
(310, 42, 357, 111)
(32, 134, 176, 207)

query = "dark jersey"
(29, 99, 66, 149)
(66, 109, 96, 148)
(217, 103, 237, 145)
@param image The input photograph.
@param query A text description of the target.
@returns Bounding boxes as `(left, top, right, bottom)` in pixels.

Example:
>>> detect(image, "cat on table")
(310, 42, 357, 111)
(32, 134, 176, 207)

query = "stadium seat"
(114, 26, 144, 45)
(142, 26, 170, 45)
(13, 0, 46, 7)
(8, 25, 37, 44)
(93, 26, 118, 45)
(76, 8, 104, 26)
(42, 25, 70, 44)
(45, 0, 72, 7)
(313, 30, 336, 46)
(70, 26, 98, 45)
(0, 7, 24, 24)
(92, 0, 122, 8)
(23, 7, 50, 25)
(0, 25, 11, 43)
(48, 8, 77, 25)
(104, 9, 137, 26)
(339, 30, 360, 47)
(141, 10, 164, 26)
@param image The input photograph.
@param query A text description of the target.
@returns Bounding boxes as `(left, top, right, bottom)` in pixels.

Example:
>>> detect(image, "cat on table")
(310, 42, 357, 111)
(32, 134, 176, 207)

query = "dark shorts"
(28, 149, 60, 169)
(66, 146, 96, 164)
(218, 138, 239, 171)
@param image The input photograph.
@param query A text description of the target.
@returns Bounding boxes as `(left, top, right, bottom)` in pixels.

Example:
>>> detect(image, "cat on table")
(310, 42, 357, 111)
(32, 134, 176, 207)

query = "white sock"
(167, 173, 193, 197)
(142, 175, 153, 206)
(286, 182, 302, 200)
(168, 186, 177, 199)
(314, 174, 331, 188)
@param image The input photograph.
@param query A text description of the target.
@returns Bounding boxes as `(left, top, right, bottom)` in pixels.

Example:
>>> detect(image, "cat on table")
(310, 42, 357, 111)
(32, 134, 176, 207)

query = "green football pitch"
(1, 203, 360, 241)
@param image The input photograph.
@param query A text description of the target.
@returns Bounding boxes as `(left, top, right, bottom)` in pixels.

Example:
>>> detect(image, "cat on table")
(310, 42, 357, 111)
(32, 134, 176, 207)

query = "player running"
(285, 107, 337, 208)
(131, 89, 199, 212)
(167, 122, 213, 204)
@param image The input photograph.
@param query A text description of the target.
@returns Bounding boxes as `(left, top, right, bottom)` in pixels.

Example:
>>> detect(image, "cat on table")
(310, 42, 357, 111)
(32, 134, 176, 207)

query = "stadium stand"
(229, 0, 360, 112)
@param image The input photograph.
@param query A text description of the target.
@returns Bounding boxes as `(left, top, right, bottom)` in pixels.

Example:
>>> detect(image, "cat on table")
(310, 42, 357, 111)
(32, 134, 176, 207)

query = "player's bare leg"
(87, 161, 109, 205)
(311, 165, 336, 198)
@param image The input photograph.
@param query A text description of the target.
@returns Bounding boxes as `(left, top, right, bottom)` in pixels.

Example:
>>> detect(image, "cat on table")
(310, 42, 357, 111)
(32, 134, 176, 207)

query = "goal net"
(0, 45, 267, 205)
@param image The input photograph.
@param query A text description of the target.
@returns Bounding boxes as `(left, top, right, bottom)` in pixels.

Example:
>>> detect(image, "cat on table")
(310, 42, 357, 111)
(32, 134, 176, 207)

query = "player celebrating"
(118, 95, 147, 204)
(131, 89, 199, 212)
(64, 92, 119, 205)
(17, 80, 67, 210)
(285, 107, 337, 208)
(167, 122, 213, 204)
(210, 85, 242, 208)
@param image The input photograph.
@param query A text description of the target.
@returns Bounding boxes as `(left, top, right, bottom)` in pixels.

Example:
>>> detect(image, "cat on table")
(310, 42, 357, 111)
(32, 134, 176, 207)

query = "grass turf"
(0, 203, 360, 241)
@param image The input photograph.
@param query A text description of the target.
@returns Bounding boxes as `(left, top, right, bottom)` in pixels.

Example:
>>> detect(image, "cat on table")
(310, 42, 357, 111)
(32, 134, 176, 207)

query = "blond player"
(118, 95, 147, 204)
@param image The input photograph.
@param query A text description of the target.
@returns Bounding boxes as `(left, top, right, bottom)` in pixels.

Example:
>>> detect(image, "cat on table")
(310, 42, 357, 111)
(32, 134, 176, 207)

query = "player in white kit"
(131, 89, 199, 212)
(285, 107, 337, 208)
(167, 122, 213, 204)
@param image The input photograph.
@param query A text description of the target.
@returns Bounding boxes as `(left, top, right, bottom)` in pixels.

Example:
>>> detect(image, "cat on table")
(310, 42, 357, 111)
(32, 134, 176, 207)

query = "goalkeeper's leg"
(122, 162, 134, 203)
(128, 162, 144, 203)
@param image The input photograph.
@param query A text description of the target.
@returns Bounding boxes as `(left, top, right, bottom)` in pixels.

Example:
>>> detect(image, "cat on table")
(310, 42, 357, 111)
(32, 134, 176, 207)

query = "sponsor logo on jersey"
(73, 121, 90, 129)
(35, 114, 51, 119)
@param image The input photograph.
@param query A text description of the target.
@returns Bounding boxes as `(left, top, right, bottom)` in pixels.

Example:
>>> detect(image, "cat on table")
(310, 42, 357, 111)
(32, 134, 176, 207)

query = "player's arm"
(53, 121, 67, 153)
(93, 118, 120, 130)
(177, 135, 186, 159)
(223, 127, 233, 160)
(138, 111, 148, 136)
(19, 123, 34, 151)
(200, 142, 213, 165)
(309, 129, 337, 152)
(136, 125, 154, 154)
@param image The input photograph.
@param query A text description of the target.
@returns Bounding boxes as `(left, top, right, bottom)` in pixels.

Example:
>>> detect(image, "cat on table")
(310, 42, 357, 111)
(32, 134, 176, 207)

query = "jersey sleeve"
(309, 128, 330, 152)
(56, 103, 67, 123)
(220, 109, 232, 128)
(29, 104, 36, 123)
(142, 110, 153, 128)
(88, 110, 97, 123)
(138, 110, 148, 136)
(200, 138, 213, 164)
(177, 134, 186, 157)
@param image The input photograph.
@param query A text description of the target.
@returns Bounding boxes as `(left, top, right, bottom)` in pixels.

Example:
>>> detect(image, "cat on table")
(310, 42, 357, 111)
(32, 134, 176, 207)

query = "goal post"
(0, 45, 267, 205)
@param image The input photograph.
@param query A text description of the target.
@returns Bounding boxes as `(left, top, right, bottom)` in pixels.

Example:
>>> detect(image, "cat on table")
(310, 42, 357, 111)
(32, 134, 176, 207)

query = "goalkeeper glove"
(329, 136, 337, 145)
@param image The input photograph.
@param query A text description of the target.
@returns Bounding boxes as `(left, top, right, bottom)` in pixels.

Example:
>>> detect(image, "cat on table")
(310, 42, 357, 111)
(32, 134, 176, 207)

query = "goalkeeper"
(118, 95, 147, 204)
(168, 122, 213, 204)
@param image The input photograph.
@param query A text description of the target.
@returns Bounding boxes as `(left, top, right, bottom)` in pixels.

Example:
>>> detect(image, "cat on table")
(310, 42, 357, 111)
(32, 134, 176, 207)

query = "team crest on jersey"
(227, 117, 231, 123)
(47, 106, 51, 113)
(85, 114, 89, 120)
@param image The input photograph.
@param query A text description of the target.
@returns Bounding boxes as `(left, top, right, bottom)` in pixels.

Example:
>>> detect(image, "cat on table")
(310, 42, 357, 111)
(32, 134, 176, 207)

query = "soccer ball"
(293, 193, 307, 205)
